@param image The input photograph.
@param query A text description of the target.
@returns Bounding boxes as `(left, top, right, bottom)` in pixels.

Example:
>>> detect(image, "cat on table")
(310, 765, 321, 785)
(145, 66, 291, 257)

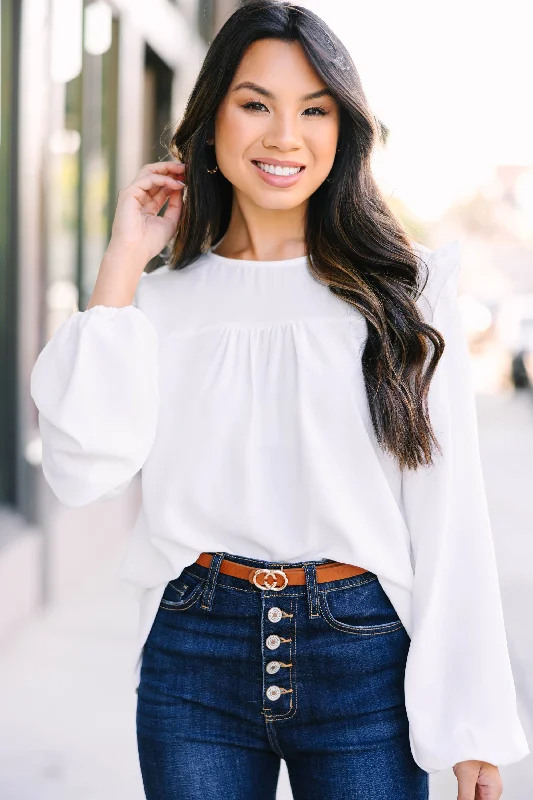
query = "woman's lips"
(251, 160, 306, 188)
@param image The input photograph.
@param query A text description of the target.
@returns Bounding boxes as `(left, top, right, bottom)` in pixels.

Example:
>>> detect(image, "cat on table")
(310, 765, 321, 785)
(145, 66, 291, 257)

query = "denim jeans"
(136, 552, 429, 799)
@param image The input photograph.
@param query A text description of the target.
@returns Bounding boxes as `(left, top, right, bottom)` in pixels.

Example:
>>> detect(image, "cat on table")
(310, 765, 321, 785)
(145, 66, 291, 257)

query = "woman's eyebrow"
(231, 81, 333, 101)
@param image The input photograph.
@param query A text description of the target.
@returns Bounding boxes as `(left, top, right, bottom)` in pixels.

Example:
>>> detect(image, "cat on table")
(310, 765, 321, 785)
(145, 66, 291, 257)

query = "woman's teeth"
(255, 161, 303, 176)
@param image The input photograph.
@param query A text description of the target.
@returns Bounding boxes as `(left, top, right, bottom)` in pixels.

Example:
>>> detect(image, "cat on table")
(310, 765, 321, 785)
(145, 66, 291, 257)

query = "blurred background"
(0, 0, 532, 797)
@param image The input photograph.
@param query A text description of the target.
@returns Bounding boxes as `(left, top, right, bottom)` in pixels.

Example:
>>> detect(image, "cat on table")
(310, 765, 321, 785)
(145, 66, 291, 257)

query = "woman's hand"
(86, 161, 186, 310)
(109, 160, 186, 268)
(453, 760, 503, 800)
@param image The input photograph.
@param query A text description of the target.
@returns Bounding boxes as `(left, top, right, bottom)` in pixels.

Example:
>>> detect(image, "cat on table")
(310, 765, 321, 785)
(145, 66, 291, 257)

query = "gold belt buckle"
(252, 568, 289, 591)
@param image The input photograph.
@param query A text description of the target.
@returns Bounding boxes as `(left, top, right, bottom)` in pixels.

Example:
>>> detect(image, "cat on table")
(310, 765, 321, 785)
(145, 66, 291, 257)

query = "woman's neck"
(213, 192, 308, 261)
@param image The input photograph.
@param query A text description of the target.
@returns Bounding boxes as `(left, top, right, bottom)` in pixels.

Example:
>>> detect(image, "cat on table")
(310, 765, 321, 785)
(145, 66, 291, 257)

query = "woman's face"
(213, 38, 341, 210)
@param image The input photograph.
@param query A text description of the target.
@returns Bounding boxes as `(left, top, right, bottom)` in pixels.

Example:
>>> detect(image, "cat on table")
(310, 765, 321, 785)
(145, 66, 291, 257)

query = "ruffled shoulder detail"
(412, 239, 462, 323)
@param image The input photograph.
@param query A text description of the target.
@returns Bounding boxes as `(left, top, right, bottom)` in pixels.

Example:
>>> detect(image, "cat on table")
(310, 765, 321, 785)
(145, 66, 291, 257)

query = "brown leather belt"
(195, 552, 368, 592)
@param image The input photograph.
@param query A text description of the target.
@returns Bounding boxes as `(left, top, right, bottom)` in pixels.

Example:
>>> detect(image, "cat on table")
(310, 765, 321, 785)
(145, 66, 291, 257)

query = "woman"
(30, 2, 529, 798)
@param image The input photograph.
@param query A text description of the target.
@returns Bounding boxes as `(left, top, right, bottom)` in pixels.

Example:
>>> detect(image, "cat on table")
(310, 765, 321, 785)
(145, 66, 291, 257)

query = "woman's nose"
(262, 113, 303, 152)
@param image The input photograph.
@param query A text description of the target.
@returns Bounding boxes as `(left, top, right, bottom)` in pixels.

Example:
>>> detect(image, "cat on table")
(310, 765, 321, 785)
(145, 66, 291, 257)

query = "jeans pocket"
(319, 575, 404, 636)
(159, 569, 206, 611)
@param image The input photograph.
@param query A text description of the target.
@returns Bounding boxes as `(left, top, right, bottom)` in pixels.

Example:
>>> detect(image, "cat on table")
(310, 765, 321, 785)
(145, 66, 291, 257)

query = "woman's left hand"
(453, 760, 503, 799)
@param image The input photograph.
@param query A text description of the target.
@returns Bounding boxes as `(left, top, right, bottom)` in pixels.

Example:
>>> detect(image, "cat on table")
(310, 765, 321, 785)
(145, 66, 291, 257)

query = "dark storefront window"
(0, 0, 20, 505)
(143, 45, 174, 164)
(143, 45, 174, 272)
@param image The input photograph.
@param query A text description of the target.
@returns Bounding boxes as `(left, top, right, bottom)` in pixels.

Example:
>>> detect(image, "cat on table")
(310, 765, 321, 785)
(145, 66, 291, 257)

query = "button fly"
(267, 607, 283, 623)
(266, 685, 281, 701)
(266, 660, 281, 674)
(266, 634, 281, 650)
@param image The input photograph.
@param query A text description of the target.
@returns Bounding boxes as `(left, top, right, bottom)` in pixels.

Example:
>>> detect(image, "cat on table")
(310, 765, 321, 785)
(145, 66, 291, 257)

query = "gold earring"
(206, 139, 218, 172)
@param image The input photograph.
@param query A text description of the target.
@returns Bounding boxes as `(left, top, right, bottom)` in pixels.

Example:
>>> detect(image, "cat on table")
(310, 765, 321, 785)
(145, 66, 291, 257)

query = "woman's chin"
(235, 183, 311, 210)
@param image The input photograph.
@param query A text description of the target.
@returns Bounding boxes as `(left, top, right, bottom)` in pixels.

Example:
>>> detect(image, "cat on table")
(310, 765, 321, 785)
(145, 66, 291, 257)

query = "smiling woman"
(168, 5, 447, 475)
(29, 1, 529, 799)
(170, 32, 345, 260)
(211, 51, 340, 199)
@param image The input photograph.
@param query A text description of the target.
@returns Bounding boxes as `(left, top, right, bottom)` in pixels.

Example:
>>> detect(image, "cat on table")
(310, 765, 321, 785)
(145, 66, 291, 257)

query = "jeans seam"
(318, 593, 404, 636)
(158, 582, 205, 611)
(264, 719, 285, 758)
(199, 552, 223, 610)
(320, 574, 378, 593)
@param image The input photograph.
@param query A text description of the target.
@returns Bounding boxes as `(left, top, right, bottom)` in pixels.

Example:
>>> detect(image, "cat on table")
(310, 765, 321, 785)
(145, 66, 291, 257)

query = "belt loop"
(199, 552, 224, 611)
(303, 563, 320, 619)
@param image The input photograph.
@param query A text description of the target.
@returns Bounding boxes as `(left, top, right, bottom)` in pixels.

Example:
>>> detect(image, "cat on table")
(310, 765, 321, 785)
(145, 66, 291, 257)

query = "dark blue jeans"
(136, 552, 429, 799)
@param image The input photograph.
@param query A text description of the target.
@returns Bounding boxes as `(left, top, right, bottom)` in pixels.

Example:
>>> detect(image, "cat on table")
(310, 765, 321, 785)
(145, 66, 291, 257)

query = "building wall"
(1, 0, 240, 638)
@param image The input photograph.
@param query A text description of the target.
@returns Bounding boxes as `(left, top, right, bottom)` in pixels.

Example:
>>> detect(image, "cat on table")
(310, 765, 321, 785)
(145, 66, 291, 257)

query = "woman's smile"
(250, 158, 307, 188)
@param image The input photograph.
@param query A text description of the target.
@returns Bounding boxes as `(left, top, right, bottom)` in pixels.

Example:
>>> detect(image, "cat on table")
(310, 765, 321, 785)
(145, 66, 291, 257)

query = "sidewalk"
(0, 390, 531, 799)
(0, 550, 144, 800)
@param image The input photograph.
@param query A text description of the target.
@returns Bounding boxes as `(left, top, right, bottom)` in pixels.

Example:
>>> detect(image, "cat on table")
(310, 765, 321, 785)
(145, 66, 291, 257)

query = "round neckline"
(207, 245, 309, 268)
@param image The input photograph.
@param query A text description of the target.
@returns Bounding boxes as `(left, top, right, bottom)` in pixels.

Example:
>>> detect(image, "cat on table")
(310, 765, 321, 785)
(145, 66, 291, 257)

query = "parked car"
(495, 294, 533, 390)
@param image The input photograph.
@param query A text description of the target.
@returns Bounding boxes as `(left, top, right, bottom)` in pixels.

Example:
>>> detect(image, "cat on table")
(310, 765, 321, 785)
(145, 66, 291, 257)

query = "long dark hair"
(165, 0, 445, 471)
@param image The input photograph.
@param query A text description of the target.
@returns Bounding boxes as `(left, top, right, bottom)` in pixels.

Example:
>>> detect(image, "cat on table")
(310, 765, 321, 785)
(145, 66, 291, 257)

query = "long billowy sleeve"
(401, 242, 530, 773)
(30, 280, 159, 508)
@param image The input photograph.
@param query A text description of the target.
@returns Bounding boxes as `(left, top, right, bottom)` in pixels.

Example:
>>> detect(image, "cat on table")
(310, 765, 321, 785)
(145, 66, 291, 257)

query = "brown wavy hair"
(164, 0, 445, 471)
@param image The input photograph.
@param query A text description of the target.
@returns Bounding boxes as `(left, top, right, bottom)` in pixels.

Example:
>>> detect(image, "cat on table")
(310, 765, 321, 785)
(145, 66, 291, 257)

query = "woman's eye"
(242, 101, 268, 113)
(303, 106, 328, 117)
(241, 101, 329, 117)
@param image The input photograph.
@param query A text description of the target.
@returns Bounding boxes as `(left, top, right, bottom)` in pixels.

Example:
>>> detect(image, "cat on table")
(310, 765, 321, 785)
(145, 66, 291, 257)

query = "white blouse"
(30, 240, 530, 774)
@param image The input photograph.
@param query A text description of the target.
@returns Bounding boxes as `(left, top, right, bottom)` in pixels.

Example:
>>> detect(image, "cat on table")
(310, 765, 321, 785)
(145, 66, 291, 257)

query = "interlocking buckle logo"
(252, 568, 289, 591)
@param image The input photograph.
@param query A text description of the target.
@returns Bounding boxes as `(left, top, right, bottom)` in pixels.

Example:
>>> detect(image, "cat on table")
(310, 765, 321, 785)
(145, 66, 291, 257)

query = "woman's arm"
(400, 242, 530, 775)
(30, 161, 186, 507)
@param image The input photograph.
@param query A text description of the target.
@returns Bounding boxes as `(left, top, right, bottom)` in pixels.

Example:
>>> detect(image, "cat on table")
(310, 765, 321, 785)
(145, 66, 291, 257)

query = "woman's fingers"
(135, 161, 186, 182)
(160, 186, 183, 229)
(147, 184, 176, 210)
(128, 173, 185, 202)
(138, 173, 185, 191)
(116, 162, 186, 212)
(147, 181, 184, 214)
